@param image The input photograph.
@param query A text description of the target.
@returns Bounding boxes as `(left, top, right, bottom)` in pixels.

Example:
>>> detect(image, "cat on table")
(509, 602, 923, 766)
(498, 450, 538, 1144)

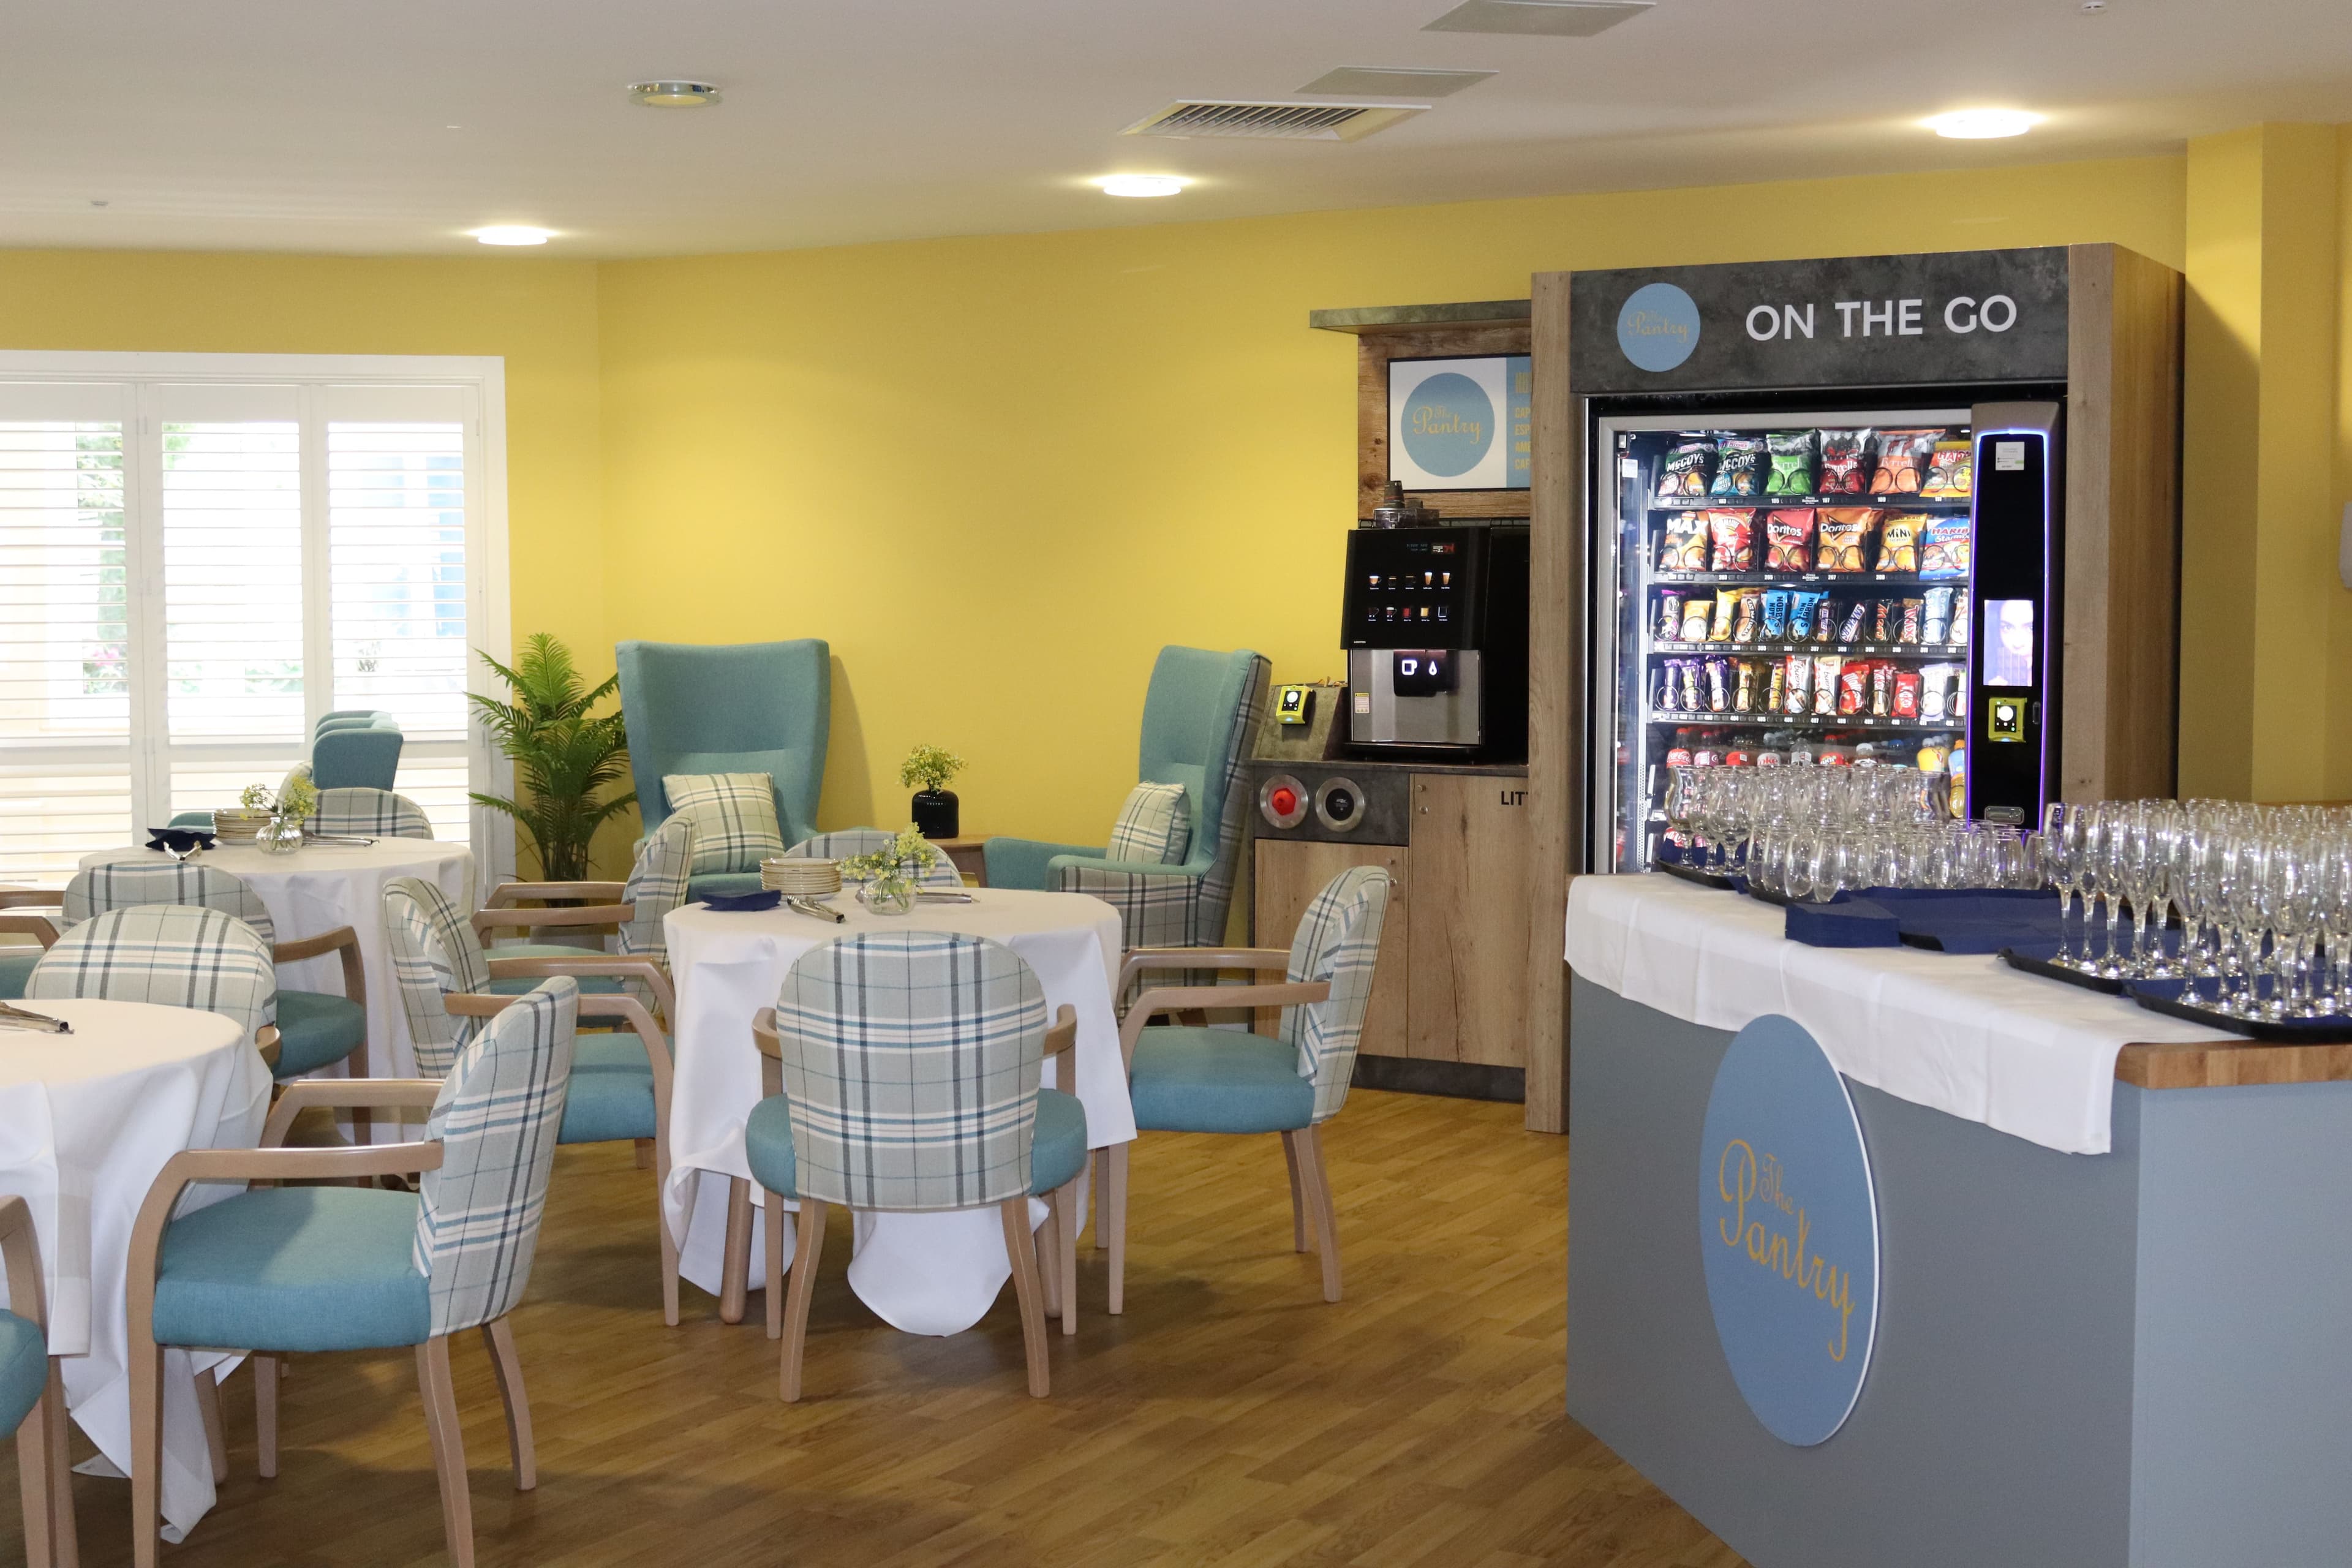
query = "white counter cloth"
(1565, 873, 2240, 1156)
(0, 998, 271, 1539)
(80, 840, 475, 1080)
(663, 889, 1136, 1335)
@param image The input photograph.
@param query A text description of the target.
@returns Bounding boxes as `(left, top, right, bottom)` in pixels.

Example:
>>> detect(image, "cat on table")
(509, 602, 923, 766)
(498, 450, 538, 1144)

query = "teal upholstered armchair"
(616, 639, 831, 900)
(985, 646, 1271, 952)
(1, 1195, 74, 1568)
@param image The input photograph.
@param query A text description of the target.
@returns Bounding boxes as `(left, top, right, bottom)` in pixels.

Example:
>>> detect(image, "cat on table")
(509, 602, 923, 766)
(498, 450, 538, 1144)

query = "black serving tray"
(1998, 946, 2126, 995)
(1653, 856, 1738, 892)
(2128, 985, 2352, 1044)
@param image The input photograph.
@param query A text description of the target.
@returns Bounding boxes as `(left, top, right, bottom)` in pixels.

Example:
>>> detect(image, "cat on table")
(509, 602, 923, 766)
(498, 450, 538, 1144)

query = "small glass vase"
(255, 815, 304, 856)
(857, 875, 917, 916)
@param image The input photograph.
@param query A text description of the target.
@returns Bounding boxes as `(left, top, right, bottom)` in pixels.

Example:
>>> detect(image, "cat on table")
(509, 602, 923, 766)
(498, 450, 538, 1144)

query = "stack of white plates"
(214, 809, 272, 845)
(763, 858, 842, 895)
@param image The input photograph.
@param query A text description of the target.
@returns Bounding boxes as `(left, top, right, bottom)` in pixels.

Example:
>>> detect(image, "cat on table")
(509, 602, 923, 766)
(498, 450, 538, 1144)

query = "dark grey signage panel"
(1569, 248, 2069, 394)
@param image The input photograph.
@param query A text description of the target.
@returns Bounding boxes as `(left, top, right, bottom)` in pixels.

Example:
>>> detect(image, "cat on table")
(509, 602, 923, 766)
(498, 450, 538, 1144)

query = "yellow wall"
(597, 155, 2188, 844)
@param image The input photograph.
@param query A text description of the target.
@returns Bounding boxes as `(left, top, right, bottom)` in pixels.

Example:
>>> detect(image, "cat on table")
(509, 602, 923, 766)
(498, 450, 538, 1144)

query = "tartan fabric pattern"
(26, 903, 278, 1038)
(63, 855, 276, 944)
(1278, 865, 1393, 1123)
(384, 875, 492, 1076)
(785, 831, 963, 889)
(1055, 655, 1270, 954)
(1105, 782, 1191, 866)
(306, 787, 433, 840)
(663, 772, 785, 875)
(619, 813, 696, 965)
(769, 932, 1049, 1212)
(413, 977, 576, 1335)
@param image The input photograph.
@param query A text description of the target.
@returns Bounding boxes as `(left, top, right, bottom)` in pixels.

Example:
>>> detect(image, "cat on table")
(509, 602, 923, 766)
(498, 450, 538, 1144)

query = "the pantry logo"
(1616, 281, 1702, 372)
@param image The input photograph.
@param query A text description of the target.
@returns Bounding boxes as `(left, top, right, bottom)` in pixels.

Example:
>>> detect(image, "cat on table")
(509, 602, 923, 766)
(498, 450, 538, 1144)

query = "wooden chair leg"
(1105, 1141, 1128, 1316)
(763, 1191, 787, 1340)
(633, 1138, 655, 1170)
(1051, 1181, 1079, 1338)
(16, 1389, 52, 1568)
(719, 1178, 753, 1325)
(415, 1335, 475, 1568)
(480, 1317, 536, 1491)
(780, 1197, 826, 1403)
(657, 1188, 682, 1330)
(1090, 1149, 1107, 1251)
(1295, 1125, 1343, 1303)
(1036, 1200, 1061, 1322)
(998, 1199, 1050, 1397)
(45, 1357, 77, 1568)
(1281, 1131, 1310, 1253)
(254, 1353, 281, 1480)
(194, 1366, 228, 1484)
(128, 1334, 162, 1568)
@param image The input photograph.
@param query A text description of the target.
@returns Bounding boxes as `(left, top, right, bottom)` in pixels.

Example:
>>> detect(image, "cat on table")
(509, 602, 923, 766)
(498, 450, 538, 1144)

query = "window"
(0, 356, 510, 883)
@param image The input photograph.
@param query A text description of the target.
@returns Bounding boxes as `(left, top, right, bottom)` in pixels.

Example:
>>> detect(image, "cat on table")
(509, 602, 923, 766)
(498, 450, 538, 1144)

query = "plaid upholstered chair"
(61, 856, 370, 1094)
(782, 830, 965, 889)
(985, 647, 1271, 952)
(1, 1196, 75, 1568)
(25, 905, 282, 1069)
(1099, 865, 1392, 1312)
(747, 932, 1087, 1400)
(122, 979, 578, 1568)
(475, 814, 696, 995)
(306, 786, 434, 840)
(384, 876, 684, 1323)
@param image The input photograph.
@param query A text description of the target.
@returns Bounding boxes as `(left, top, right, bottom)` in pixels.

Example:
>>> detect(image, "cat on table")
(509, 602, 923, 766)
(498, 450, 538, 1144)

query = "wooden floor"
(6, 1090, 1744, 1567)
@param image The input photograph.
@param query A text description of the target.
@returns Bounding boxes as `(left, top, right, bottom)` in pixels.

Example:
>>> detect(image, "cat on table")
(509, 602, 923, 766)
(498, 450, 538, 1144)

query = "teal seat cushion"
(1029, 1087, 1088, 1194)
(743, 1094, 799, 1200)
(271, 988, 366, 1078)
(686, 871, 764, 901)
(485, 970, 625, 997)
(1129, 1027, 1315, 1135)
(0, 1311, 46, 1434)
(0, 949, 35, 1002)
(557, 1034, 657, 1144)
(151, 1187, 429, 1354)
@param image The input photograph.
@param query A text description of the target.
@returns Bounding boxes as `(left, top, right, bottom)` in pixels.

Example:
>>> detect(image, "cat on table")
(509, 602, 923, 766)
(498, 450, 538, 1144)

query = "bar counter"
(1565, 874, 2352, 1568)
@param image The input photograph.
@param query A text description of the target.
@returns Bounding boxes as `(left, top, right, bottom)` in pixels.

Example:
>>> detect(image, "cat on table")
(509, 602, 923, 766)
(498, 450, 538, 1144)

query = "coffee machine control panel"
(1343, 529, 1488, 650)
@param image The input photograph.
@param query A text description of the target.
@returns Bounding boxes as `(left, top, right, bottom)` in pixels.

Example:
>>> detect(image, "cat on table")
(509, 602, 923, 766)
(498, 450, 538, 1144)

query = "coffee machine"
(1340, 521, 1529, 761)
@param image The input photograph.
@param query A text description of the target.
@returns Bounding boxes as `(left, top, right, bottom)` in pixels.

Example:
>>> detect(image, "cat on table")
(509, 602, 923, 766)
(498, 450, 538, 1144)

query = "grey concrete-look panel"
(1568, 975, 2141, 1568)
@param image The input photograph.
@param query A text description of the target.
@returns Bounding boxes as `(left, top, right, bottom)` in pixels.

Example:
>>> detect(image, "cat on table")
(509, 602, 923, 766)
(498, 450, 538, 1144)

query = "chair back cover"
(616, 639, 831, 848)
(62, 856, 276, 944)
(384, 875, 493, 1074)
(785, 830, 963, 889)
(1280, 865, 1393, 1123)
(27, 903, 278, 1038)
(307, 786, 433, 840)
(310, 725, 405, 791)
(413, 976, 576, 1335)
(771, 931, 1047, 1212)
(619, 813, 696, 965)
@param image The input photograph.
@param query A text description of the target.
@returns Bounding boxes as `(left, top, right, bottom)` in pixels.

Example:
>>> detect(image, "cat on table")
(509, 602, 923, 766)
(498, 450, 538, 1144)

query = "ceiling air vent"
(1122, 100, 1425, 142)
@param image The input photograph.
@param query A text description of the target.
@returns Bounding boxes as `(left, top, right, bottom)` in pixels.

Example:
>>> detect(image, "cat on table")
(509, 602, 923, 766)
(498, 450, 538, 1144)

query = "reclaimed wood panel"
(1408, 774, 1532, 1067)
(2114, 1037, 2352, 1090)
(1523, 270, 1578, 1133)
(1355, 323, 1535, 521)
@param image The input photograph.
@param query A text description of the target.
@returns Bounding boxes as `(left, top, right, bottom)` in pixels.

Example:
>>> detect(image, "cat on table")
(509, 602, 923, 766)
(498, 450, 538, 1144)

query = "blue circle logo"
(1616, 282, 1702, 372)
(1699, 1015, 1879, 1447)
(1398, 371, 1494, 478)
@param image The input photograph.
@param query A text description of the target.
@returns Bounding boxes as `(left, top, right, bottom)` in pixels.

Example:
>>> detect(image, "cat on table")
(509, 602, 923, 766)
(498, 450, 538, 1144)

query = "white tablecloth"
(81, 840, 475, 1079)
(1565, 873, 2239, 1155)
(663, 889, 1136, 1335)
(0, 998, 271, 1539)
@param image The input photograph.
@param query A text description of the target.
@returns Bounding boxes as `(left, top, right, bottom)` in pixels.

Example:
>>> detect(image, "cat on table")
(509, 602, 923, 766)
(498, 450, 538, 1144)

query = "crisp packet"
(1658, 590, 1686, 641)
(1919, 518, 1972, 579)
(1870, 429, 1940, 494)
(1875, 516, 1923, 573)
(1765, 432, 1817, 496)
(1759, 588, 1792, 641)
(1708, 509, 1757, 571)
(1815, 509, 1874, 573)
(1659, 519, 1709, 571)
(1657, 442, 1715, 499)
(1920, 439, 1974, 499)
(1680, 598, 1713, 641)
(1710, 437, 1765, 498)
(1709, 589, 1743, 642)
(1818, 430, 1870, 494)
(1763, 509, 1815, 571)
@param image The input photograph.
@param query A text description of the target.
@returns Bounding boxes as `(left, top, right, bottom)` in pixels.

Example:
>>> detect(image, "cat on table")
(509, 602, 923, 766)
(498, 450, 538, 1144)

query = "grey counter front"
(1567, 923, 2352, 1568)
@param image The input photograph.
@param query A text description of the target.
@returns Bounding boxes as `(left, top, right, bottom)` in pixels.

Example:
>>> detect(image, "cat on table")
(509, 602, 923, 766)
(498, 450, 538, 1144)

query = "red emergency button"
(1269, 786, 1298, 817)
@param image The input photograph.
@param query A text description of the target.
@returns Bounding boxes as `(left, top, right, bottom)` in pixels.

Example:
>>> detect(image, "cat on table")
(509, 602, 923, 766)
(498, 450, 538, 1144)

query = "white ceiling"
(6, 0, 2350, 258)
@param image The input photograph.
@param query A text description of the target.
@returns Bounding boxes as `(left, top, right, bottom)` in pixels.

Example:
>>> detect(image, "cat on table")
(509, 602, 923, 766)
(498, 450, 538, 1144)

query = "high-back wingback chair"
(984, 646, 1270, 951)
(307, 786, 433, 840)
(385, 876, 684, 1323)
(1, 1196, 75, 1568)
(61, 856, 371, 1088)
(310, 724, 404, 791)
(783, 831, 964, 890)
(124, 979, 578, 1568)
(26, 905, 282, 1069)
(745, 932, 1087, 1400)
(616, 639, 830, 899)
(1099, 864, 1392, 1314)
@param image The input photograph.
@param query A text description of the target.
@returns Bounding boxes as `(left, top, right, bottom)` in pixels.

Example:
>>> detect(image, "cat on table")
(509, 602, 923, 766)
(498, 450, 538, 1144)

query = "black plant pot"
(911, 789, 960, 839)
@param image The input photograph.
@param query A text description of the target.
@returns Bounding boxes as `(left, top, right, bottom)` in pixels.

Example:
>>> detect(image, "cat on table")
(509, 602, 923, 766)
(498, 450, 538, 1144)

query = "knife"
(0, 1001, 70, 1035)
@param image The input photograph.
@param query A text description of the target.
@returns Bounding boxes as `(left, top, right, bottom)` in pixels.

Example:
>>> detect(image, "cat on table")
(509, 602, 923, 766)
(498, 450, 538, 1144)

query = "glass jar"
(256, 815, 304, 856)
(857, 874, 916, 916)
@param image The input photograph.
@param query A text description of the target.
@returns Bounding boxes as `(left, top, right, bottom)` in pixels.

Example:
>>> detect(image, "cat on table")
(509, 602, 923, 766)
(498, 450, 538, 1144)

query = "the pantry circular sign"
(1616, 281, 1702, 371)
(1698, 1014, 1879, 1447)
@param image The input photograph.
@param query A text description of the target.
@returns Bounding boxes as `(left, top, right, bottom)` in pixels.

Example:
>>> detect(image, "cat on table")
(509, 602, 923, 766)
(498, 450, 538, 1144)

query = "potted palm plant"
(469, 634, 635, 881)
(901, 743, 965, 839)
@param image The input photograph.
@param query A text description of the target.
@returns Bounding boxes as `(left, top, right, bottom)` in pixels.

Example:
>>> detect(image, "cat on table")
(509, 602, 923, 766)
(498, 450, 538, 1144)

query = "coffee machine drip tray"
(1349, 649, 1486, 749)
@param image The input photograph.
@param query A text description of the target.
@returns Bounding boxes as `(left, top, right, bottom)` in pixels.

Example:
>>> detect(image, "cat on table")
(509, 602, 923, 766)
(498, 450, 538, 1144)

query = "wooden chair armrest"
(0, 889, 63, 910)
(0, 911, 61, 948)
(752, 1006, 780, 1061)
(256, 1024, 282, 1072)
(1044, 1003, 1077, 1061)
(472, 903, 635, 935)
(444, 992, 519, 1020)
(273, 924, 367, 1005)
(485, 954, 676, 1018)
(483, 881, 626, 909)
(0, 1194, 45, 1332)
(1117, 981, 1330, 1071)
(1115, 946, 1291, 993)
(262, 1080, 444, 1147)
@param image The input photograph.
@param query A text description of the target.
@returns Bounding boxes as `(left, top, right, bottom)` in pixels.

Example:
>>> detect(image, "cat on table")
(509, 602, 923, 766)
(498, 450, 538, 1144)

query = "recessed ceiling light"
(1099, 175, 1187, 198)
(1924, 108, 2040, 139)
(473, 225, 552, 246)
(628, 80, 721, 108)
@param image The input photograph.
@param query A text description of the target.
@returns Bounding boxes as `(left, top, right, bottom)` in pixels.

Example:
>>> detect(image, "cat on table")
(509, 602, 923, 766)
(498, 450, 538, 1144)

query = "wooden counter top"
(2116, 1038, 2352, 1090)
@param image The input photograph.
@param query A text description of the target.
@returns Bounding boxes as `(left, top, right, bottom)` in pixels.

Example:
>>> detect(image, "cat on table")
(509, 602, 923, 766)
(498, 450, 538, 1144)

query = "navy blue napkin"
(144, 827, 216, 854)
(702, 890, 782, 913)
(1785, 897, 1901, 947)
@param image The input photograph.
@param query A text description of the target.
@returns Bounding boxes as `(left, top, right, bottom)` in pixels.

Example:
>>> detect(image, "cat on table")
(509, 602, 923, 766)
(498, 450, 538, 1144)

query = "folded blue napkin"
(144, 827, 216, 854)
(702, 890, 782, 912)
(1785, 898, 1901, 947)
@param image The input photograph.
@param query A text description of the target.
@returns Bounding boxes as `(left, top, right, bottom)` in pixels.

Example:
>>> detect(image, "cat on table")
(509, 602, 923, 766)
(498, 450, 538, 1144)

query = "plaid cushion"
(1279, 865, 1393, 1123)
(663, 772, 785, 876)
(769, 931, 1049, 1211)
(1105, 783, 1191, 865)
(26, 903, 278, 1038)
(414, 976, 576, 1335)
(307, 787, 433, 840)
(64, 855, 276, 944)
(619, 813, 696, 966)
(383, 875, 492, 1076)
(785, 830, 962, 889)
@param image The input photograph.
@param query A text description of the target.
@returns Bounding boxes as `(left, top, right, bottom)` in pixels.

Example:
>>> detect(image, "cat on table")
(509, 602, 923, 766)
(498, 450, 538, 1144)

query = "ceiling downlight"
(1122, 100, 1425, 142)
(628, 80, 721, 108)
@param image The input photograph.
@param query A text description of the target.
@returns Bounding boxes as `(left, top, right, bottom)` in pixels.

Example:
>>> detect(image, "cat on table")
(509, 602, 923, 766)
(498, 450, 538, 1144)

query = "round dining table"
(0, 997, 271, 1541)
(663, 888, 1138, 1335)
(80, 838, 475, 1079)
